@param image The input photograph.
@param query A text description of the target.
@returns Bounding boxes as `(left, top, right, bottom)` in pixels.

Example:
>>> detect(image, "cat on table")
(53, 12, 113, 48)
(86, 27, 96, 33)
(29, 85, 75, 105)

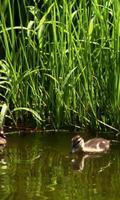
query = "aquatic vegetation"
(0, 103, 8, 129)
(0, 0, 120, 130)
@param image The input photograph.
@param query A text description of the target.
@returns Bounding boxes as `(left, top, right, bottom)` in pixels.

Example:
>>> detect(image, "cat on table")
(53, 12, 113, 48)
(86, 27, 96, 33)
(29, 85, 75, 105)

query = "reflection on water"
(0, 132, 120, 200)
(71, 152, 111, 172)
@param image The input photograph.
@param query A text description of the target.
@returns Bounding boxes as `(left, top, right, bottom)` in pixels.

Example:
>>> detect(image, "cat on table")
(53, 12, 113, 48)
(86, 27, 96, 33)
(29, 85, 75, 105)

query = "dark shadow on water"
(0, 131, 120, 200)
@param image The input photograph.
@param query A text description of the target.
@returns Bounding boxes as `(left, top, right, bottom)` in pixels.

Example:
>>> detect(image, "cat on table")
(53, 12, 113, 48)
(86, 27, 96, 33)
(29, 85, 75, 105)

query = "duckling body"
(72, 135, 110, 153)
(0, 134, 7, 145)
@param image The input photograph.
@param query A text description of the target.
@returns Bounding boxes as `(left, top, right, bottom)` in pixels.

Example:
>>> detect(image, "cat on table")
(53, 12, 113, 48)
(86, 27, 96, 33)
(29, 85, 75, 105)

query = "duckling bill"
(72, 135, 110, 153)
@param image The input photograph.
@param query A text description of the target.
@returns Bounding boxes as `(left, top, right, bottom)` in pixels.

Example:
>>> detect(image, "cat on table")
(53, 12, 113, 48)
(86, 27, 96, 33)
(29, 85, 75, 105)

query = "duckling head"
(71, 135, 84, 153)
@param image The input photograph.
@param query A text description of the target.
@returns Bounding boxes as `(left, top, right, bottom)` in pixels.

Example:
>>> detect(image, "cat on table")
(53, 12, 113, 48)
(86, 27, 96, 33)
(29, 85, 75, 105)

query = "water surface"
(0, 132, 120, 200)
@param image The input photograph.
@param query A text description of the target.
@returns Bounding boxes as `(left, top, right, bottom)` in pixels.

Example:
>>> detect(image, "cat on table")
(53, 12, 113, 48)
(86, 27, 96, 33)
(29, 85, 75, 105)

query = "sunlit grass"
(0, 0, 120, 130)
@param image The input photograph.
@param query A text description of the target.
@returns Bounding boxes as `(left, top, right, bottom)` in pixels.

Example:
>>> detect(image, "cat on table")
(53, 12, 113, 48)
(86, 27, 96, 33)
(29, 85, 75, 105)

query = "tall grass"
(0, 0, 120, 130)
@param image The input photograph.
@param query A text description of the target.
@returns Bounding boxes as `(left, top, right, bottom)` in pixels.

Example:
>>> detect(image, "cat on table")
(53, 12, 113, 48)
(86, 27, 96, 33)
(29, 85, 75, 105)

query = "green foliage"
(0, 103, 8, 127)
(0, 0, 120, 130)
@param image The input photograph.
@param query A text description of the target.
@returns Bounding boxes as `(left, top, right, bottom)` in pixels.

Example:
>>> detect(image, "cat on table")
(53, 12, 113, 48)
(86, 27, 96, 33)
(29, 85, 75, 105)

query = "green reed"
(0, 0, 120, 130)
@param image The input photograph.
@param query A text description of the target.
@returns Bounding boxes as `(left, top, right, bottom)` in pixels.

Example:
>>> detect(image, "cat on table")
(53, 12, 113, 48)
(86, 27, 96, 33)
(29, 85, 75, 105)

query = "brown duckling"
(0, 128, 7, 146)
(0, 134, 6, 145)
(72, 135, 110, 153)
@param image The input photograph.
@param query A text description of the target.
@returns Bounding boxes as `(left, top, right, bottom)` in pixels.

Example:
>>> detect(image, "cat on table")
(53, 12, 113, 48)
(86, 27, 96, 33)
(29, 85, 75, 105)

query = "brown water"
(0, 132, 120, 200)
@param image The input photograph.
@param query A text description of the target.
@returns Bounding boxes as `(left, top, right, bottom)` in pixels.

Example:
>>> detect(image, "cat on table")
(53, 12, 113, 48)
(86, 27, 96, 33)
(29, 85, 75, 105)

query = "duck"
(0, 134, 6, 145)
(71, 135, 110, 153)
(0, 128, 7, 146)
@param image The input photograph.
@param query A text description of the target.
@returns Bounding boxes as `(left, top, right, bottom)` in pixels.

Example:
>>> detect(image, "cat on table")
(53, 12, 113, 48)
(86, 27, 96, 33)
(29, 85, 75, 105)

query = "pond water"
(0, 131, 120, 200)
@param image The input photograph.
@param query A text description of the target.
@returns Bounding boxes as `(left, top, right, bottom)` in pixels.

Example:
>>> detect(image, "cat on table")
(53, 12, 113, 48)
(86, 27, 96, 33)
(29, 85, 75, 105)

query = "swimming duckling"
(0, 134, 6, 145)
(0, 128, 6, 146)
(72, 135, 110, 153)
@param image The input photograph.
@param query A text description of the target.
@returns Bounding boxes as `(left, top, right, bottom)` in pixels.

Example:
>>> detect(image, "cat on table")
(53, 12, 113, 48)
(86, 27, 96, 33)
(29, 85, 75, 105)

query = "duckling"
(0, 128, 6, 146)
(72, 135, 110, 153)
(0, 133, 6, 145)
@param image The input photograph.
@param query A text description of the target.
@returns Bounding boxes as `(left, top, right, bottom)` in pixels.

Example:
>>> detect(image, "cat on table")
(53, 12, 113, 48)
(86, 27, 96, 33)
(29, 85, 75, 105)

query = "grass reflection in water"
(0, 133, 120, 200)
